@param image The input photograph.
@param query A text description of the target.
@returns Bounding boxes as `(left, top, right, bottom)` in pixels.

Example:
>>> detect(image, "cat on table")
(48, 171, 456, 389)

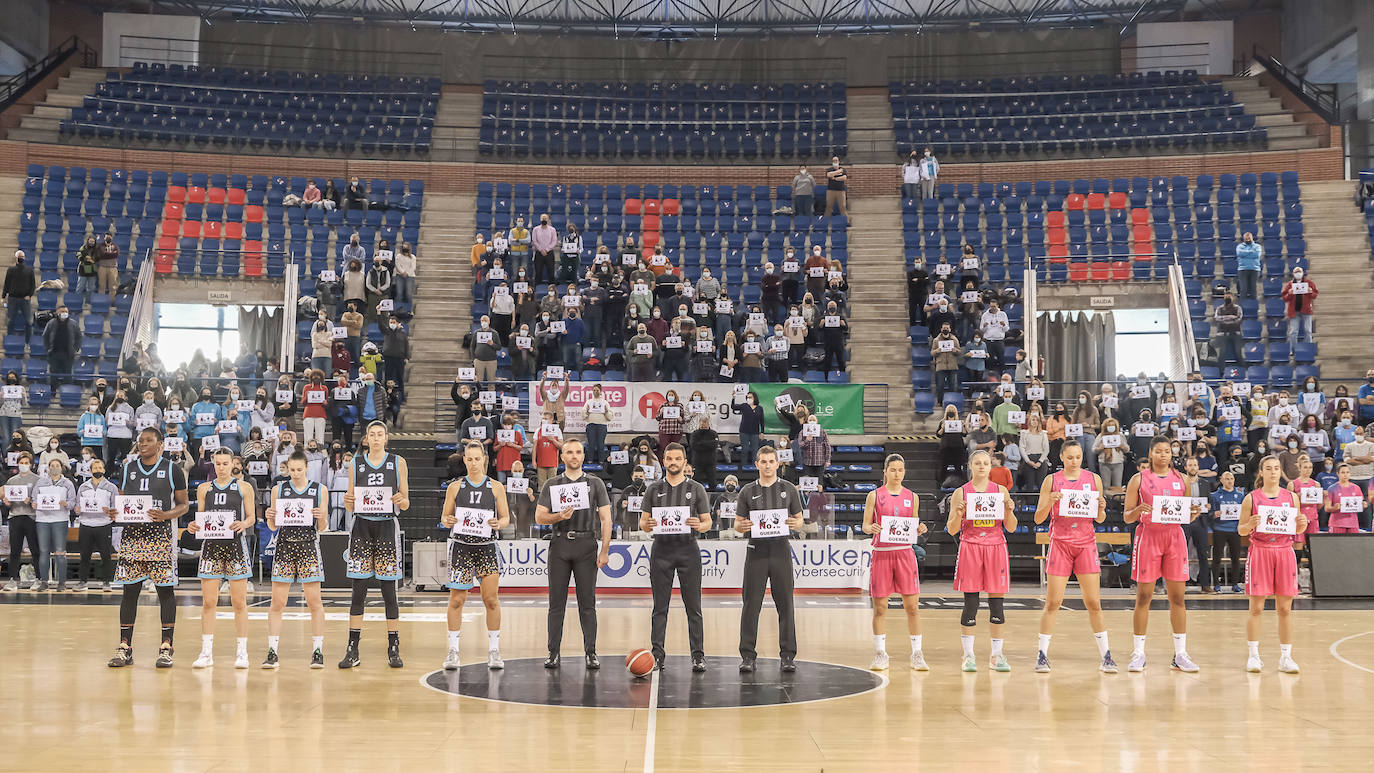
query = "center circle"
(422, 656, 887, 709)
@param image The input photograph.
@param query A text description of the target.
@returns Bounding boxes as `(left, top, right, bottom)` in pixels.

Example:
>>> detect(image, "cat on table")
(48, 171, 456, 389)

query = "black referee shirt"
(536, 471, 610, 536)
(736, 478, 804, 543)
(642, 476, 710, 543)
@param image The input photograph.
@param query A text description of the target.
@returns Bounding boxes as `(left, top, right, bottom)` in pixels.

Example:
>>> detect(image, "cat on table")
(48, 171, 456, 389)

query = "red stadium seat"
(1110, 261, 1131, 280)
(1130, 208, 1149, 226)
(207, 187, 227, 205)
(1068, 262, 1090, 281)
(642, 231, 661, 249)
(1090, 262, 1110, 281)
(1107, 192, 1127, 210)
(159, 219, 181, 238)
(203, 221, 222, 239)
(643, 199, 661, 215)
(1132, 225, 1152, 243)
(1047, 229, 1066, 246)
(642, 214, 661, 232)
(186, 186, 206, 204)
(224, 222, 243, 240)
(1086, 193, 1106, 210)
(166, 186, 186, 204)
(245, 205, 264, 223)
(226, 188, 246, 205)
(181, 220, 202, 239)
(162, 202, 183, 220)
(1066, 194, 1085, 210)
(1048, 244, 1069, 260)
(661, 198, 680, 215)
(1047, 211, 1066, 229)
(624, 198, 642, 215)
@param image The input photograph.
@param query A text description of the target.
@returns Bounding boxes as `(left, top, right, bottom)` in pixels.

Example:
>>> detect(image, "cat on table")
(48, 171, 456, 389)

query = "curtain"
(237, 306, 283, 357)
(1036, 310, 1117, 401)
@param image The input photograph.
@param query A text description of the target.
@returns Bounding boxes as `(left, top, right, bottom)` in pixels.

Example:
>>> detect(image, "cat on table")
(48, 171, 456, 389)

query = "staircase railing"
(1167, 261, 1200, 378)
(0, 36, 96, 113)
(279, 259, 300, 373)
(1249, 45, 1340, 125)
(119, 255, 156, 364)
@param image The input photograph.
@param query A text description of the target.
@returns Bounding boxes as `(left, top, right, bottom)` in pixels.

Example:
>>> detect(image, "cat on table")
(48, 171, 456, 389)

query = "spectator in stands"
(559, 307, 586, 375)
(1213, 293, 1243, 368)
(762, 262, 784, 323)
(95, 235, 119, 296)
(930, 322, 960, 403)
(804, 246, 829, 299)
(655, 390, 684, 449)
(900, 151, 922, 199)
(1280, 266, 1317, 350)
(937, 405, 966, 477)
(354, 370, 388, 427)
(42, 306, 79, 387)
(627, 323, 656, 381)
(470, 315, 502, 382)
(819, 302, 847, 376)
(532, 413, 562, 489)
(531, 214, 558, 287)
(76, 236, 98, 301)
(1, 450, 37, 589)
(792, 167, 815, 218)
(1298, 375, 1325, 417)
(303, 180, 323, 209)
(962, 331, 987, 392)
(1180, 456, 1215, 593)
(1235, 232, 1262, 300)
(1095, 417, 1127, 490)
(340, 233, 366, 273)
(459, 403, 494, 455)
(1299, 415, 1329, 463)
(341, 260, 366, 316)
(764, 323, 790, 382)
(103, 388, 134, 467)
(344, 176, 367, 213)
(1359, 370, 1374, 424)
(299, 370, 327, 446)
(3, 249, 35, 340)
(824, 156, 849, 217)
(918, 147, 940, 200)
(582, 275, 607, 351)
(364, 260, 394, 326)
(798, 414, 831, 483)
(340, 301, 364, 376)
(559, 225, 582, 283)
(0, 372, 24, 442)
(690, 415, 720, 489)
(393, 244, 417, 308)
(321, 180, 340, 211)
(510, 323, 535, 381)
(1072, 390, 1100, 471)
(382, 317, 409, 398)
(509, 217, 531, 274)
(310, 312, 333, 373)
(978, 300, 1009, 370)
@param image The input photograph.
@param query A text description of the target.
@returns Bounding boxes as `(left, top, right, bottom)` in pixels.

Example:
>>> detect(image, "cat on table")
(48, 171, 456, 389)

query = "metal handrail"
(120, 35, 443, 79)
(0, 35, 96, 112)
(1250, 45, 1339, 125)
(119, 255, 156, 367)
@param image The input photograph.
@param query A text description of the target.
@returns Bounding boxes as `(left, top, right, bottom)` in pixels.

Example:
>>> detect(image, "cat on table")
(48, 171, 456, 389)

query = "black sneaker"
(310, 649, 325, 669)
(155, 645, 174, 669)
(108, 645, 133, 668)
(544, 652, 561, 669)
(739, 658, 756, 673)
(780, 656, 797, 673)
(338, 642, 361, 669)
(654, 655, 666, 671)
(261, 648, 279, 670)
(584, 653, 600, 670)
(692, 657, 706, 673)
(387, 643, 404, 669)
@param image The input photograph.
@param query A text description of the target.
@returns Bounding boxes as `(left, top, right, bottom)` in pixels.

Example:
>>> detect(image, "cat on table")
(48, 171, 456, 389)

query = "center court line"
(643, 668, 660, 773)
(215, 611, 481, 622)
(1329, 630, 1374, 674)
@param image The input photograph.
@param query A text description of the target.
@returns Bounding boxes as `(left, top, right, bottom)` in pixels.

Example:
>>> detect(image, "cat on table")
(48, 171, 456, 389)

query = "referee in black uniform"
(535, 438, 612, 669)
(639, 442, 712, 672)
(735, 445, 805, 673)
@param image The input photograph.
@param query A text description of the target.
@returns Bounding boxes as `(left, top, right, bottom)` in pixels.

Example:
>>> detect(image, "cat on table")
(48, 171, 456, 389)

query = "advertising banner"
(746, 383, 866, 434)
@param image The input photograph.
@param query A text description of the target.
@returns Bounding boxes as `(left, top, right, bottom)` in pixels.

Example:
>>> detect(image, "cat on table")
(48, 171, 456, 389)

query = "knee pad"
(987, 597, 1005, 626)
(960, 592, 980, 627)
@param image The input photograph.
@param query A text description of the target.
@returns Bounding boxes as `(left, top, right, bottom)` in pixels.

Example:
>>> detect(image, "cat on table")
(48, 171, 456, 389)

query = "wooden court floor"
(4, 592, 1374, 773)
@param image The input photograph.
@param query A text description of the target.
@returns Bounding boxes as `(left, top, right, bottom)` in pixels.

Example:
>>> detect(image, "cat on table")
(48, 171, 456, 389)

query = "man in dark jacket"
(1212, 293, 1243, 368)
(42, 305, 81, 386)
(381, 318, 410, 400)
(354, 371, 389, 425)
(3, 249, 36, 340)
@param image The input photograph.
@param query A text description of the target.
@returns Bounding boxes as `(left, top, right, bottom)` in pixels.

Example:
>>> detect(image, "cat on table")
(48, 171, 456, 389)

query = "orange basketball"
(625, 648, 655, 678)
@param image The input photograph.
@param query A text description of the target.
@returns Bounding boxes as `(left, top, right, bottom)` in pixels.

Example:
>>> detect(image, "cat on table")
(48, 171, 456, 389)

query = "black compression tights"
(119, 582, 176, 627)
(350, 579, 399, 620)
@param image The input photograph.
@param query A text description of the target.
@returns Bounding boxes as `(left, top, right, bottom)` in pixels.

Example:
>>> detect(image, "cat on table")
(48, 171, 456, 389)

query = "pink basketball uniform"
(1046, 470, 1100, 577)
(1326, 482, 1364, 532)
(869, 486, 919, 598)
(1131, 468, 1190, 583)
(1246, 488, 1300, 598)
(953, 481, 1010, 594)
(1291, 478, 1322, 539)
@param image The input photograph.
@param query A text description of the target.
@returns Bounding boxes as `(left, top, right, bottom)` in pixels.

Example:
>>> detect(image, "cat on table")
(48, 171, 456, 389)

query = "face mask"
(1342, 418, 1352, 427)
(542, 315, 550, 322)
(1307, 384, 1316, 391)
(765, 267, 773, 274)
(652, 311, 661, 318)
(1165, 387, 1174, 394)
(389, 323, 399, 330)
(89, 404, 99, 411)
(1078, 397, 1086, 404)
(1279, 398, 1288, 406)
(1288, 442, 1298, 450)
(59, 312, 69, 320)
(726, 483, 737, 492)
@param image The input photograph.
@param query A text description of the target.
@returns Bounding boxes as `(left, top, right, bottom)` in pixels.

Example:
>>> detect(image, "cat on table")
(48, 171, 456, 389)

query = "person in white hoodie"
(75, 458, 120, 590)
(31, 458, 77, 591)
(103, 390, 136, 468)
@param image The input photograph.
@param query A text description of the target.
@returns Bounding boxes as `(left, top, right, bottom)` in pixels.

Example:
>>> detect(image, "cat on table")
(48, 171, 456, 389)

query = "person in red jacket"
(1279, 266, 1318, 351)
(300, 370, 329, 447)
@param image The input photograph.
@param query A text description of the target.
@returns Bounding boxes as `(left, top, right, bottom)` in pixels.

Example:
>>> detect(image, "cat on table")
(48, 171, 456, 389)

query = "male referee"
(639, 443, 712, 672)
(535, 439, 612, 669)
(735, 445, 805, 673)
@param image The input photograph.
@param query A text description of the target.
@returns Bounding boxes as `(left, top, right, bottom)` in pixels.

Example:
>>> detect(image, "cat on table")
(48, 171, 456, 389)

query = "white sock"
(991, 638, 1004, 657)
(873, 634, 887, 653)
(1247, 640, 1260, 658)
(312, 636, 323, 651)
(1132, 634, 1146, 655)
(1093, 631, 1109, 657)
(909, 635, 921, 653)
(961, 634, 974, 657)
(447, 630, 460, 650)
(1280, 643, 1292, 659)
(201, 634, 213, 651)
(236, 637, 247, 653)
(1037, 633, 1051, 655)
(488, 630, 501, 649)
(1172, 633, 1187, 655)
(267, 635, 279, 651)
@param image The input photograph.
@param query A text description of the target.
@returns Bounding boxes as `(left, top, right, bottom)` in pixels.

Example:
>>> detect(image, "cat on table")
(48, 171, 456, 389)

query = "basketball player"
(1238, 455, 1304, 673)
(1032, 440, 1116, 673)
(735, 445, 805, 673)
(339, 420, 410, 669)
(189, 447, 257, 668)
(108, 427, 190, 668)
(263, 449, 329, 668)
(440, 441, 511, 671)
(535, 438, 612, 669)
(1122, 436, 1201, 673)
(860, 453, 929, 671)
(640, 442, 712, 671)
(946, 450, 1017, 672)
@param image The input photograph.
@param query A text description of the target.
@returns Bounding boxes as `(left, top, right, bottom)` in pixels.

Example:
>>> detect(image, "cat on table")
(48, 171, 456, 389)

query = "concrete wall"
(1281, 0, 1358, 68)
(1134, 21, 1233, 75)
(0, 0, 49, 64)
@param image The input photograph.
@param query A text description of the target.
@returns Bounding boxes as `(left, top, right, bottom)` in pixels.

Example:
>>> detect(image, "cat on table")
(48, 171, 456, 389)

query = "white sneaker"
(909, 651, 929, 671)
(1246, 655, 1263, 673)
(234, 651, 250, 669)
(487, 649, 504, 670)
(443, 649, 461, 671)
(2, 582, 16, 592)
(1171, 652, 1200, 673)
(1128, 652, 1147, 672)
(868, 651, 889, 671)
(192, 651, 214, 669)
(1278, 656, 1300, 674)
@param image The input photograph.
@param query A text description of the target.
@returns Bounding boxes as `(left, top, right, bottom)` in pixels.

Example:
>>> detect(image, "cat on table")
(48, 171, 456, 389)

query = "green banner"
(748, 383, 866, 435)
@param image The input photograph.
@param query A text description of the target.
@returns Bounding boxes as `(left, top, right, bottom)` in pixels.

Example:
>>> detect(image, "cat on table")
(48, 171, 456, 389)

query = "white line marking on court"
(216, 611, 480, 622)
(1329, 630, 1374, 674)
(643, 668, 660, 773)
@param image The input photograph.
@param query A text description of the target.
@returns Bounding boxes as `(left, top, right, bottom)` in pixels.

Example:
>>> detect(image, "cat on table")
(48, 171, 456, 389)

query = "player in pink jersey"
(1122, 436, 1201, 673)
(1239, 455, 1305, 674)
(1287, 455, 1322, 556)
(861, 454, 929, 671)
(946, 451, 1017, 673)
(1324, 463, 1366, 534)
(1032, 441, 1115, 674)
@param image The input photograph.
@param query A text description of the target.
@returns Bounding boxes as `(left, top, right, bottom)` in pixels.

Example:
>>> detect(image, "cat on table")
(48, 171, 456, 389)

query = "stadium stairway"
(845, 88, 896, 163)
(5, 67, 108, 144)
(432, 84, 483, 159)
(1220, 74, 1320, 151)
(845, 194, 918, 436)
(1295, 179, 1372, 381)
(402, 192, 475, 434)
(0, 175, 22, 261)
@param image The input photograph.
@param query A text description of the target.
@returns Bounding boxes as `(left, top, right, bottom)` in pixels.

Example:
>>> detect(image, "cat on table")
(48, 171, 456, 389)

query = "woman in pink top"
(1239, 455, 1305, 674)
(861, 454, 929, 672)
(1032, 440, 1114, 674)
(1287, 454, 1322, 565)
(1325, 463, 1367, 534)
(946, 450, 1017, 673)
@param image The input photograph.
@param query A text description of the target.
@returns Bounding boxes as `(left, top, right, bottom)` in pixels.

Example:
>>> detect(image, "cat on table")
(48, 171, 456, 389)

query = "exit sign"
(1089, 295, 1115, 309)
(208, 290, 232, 303)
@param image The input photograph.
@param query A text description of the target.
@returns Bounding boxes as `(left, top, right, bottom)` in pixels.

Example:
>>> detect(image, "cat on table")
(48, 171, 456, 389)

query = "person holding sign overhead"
(640, 443, 712, 672)
(1122, 436, 1201, 673)
(261, 449, 330, 669)
(861, 454, 929, 671)
(1033, 441, 1114, 674)
(1238, 455, 1305, 673)
(108, 427, 190, 669)
(440, 442, 512, 672)
(187, 448, 256, 669)
(339, 420, 411, 669)
(947, 450, 1018, 672)
(535, 438, 612, 669)
(734, 445, 806, 674)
